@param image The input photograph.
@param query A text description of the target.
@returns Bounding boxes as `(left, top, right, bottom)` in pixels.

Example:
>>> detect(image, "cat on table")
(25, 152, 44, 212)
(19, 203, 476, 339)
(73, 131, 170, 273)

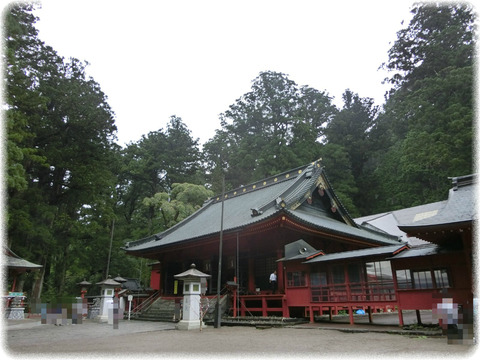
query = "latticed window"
(365, 261, 393, 284)
(331, 265, 345, 284)
(434, 269, 451, 288)
(365, 261, 395, 301)
(287, 271, 306, 287)
(413, 270, 433, 289)
(395, 269, 413, 289)
(395, 268, 451, 289)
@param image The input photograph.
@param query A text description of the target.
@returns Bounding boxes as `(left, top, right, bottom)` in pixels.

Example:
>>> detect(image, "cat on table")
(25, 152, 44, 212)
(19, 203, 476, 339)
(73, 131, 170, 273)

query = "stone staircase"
(133, 295, 228, 322)
(134, 297, 179, 322)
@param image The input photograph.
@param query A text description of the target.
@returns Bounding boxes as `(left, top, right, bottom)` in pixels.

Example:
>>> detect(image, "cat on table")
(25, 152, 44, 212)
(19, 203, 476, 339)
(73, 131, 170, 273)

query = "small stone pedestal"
(6, 293, 25, 320)
(174, 264, 211, 330)
(7, 307, 25, 320)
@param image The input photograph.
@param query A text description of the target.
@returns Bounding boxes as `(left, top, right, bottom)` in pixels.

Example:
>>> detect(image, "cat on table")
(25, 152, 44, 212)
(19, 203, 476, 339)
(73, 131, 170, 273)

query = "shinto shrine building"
(123, 160, 475, 324)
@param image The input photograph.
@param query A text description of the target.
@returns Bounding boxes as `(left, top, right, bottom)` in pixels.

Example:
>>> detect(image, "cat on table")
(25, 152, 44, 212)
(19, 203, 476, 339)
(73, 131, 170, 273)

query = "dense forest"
(4, 3, 475, 301)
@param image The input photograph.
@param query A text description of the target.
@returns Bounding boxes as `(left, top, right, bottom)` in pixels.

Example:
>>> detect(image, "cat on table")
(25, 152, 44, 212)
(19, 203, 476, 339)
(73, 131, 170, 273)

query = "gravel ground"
(3, 318, 477, 359)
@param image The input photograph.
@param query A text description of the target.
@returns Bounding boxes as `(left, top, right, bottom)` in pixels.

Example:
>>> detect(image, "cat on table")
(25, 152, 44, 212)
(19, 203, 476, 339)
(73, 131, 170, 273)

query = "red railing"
(311, 282, 396, 303)
(237, 294, 287, 317)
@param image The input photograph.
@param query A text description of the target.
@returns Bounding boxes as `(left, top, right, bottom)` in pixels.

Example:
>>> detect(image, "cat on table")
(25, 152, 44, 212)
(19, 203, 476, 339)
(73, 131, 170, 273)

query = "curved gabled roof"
(397, 174, 476, 239)
(124, 160, 401, 254)
(4, 247, 42, 272)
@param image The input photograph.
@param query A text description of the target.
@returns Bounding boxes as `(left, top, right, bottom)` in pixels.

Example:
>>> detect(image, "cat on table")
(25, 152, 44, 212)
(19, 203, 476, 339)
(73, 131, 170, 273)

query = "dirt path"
(4, 319, 476, 358)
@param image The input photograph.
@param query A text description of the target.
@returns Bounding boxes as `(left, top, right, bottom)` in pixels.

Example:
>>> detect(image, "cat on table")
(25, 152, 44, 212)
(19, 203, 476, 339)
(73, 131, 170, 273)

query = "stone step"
(131, 296, 227, 322)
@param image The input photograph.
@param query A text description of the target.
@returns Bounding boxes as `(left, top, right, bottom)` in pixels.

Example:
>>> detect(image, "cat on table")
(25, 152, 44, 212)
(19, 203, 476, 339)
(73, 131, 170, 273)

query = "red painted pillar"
(248, 258, 255, 292)
(233, 276, 237, 318)
(262, 296, 267, 317)
(398, 308, 404, 327)
(349, 306, 354, 325)
(283, 296, 289, 318)
(276, 249, 284, 294)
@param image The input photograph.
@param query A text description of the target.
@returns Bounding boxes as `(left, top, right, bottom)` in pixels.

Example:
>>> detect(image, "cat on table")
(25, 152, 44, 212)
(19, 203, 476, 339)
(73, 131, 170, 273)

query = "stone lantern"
(174, 263, 211, 330)
(77, 279, 91, 299)
(96, 276, 121, 323)
(76, 279, 91, 321)
(113, 275, 128, 317)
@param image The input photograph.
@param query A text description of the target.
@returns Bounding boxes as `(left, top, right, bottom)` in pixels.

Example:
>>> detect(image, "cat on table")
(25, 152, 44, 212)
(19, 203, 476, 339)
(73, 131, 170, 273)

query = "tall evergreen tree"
(5, 4, 119, 299)
(116, 116, 204, 239)
(370, 2, 475, 212)
(204, 71, 336, 192)
(323, 90, 378, 216)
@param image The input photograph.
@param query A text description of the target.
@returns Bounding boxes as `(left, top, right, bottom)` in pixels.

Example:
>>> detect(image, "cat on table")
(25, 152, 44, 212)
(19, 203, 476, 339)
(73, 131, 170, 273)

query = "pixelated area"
(432, 297, 475, 344)
(29, 297, 122, 329)
(30, 298, 88, 325)
(110, 297, 120, 329)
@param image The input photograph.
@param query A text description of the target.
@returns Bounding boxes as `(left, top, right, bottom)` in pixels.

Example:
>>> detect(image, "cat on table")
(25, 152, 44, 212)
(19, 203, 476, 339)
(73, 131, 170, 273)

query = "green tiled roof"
(398, 174, 476, 231)
(124, 160, 401, 253)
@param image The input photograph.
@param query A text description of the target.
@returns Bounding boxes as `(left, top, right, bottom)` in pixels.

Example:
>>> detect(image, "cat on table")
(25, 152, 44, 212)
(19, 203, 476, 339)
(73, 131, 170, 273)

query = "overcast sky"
(32, 0, 416, 147)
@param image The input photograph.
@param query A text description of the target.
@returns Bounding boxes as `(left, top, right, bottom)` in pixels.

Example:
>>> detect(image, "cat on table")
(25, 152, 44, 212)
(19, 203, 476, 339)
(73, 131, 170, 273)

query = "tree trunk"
(31, 255, 47, 300)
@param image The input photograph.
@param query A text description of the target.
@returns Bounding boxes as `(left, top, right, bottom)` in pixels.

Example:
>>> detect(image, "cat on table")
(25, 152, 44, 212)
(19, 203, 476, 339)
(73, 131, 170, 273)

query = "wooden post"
(233, 276, 237, 318)
(349, 306, 354, 325)
(416, 309, 422, 324)
(276, 249, 284, 293)
(368, 306, 373, 323)
(282, 296, 289, 318)
(398, 308, 404, 327)
(248, 258, 255, 292)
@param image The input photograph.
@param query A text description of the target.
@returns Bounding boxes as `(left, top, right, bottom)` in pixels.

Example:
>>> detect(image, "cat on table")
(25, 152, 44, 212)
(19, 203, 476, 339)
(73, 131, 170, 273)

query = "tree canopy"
(4, 2, 475, 300)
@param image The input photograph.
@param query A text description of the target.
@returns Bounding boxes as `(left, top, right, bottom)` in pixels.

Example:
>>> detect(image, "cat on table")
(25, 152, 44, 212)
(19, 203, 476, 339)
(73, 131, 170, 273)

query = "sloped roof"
(303, 244, 409, 264)
(174, 263, 211, 279)
(276, 239, 324, 262)
(387, 243, 455, 259)
(355, 210, 432, 246)
(121, 278, 143, 292)
(96, 277, 122, 286)
(4, 247, 42, 272)
(124, 160, 401, 254)
(398, 174, 476, 233)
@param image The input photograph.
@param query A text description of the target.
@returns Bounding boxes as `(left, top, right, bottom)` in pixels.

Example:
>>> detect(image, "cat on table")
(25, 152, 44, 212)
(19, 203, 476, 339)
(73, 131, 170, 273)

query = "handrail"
(131, 290, 160, 314)
(130, 284, 231, 315)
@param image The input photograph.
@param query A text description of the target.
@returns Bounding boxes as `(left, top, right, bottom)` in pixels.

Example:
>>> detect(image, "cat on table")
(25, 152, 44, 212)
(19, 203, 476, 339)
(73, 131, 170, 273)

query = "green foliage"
(382, 2, 475, 91)
(5, 2, 475, 301)
(115, 115, 205, 239)
(370, 3, 475, 212)
(321, 143, 360, 217)
(142, 183, 213, 232)
(5, 4, 119, 299)
(204, 71, 335, 192)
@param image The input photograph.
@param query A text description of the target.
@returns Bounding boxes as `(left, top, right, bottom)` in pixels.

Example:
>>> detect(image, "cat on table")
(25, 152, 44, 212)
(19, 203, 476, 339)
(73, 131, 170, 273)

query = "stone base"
(7, 308, 25, 320)
(175, 320, 206, 331)
(96, 314, 109, 323)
